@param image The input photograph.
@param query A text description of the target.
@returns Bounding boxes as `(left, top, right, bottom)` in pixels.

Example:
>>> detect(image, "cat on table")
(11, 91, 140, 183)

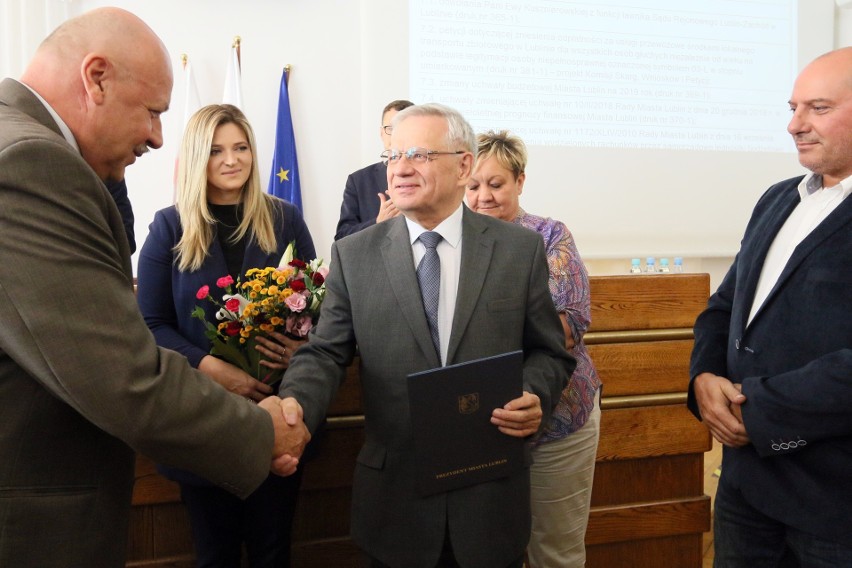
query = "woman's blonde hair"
(475, 130, 527, 180)
(174, 104, 277, 272)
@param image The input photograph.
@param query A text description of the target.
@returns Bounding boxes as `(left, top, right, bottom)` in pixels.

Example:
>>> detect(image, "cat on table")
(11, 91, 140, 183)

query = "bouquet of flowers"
(192, 242, 328, 384)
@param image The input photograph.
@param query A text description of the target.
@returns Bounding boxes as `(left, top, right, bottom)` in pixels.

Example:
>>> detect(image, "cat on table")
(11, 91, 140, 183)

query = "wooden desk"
(127, 274, 711, 568)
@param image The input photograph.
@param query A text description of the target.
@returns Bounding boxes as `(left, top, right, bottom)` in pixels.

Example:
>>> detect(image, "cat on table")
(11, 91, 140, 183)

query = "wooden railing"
(127, 273, 711, 568)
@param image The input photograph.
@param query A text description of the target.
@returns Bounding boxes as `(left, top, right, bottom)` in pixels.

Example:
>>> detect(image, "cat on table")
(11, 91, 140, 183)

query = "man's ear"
(458, 152, 474, 179)
(81, 54, 110, 104)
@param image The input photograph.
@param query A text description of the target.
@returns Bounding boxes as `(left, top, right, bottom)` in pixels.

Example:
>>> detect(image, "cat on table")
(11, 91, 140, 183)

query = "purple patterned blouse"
(514, 208, 602, 444)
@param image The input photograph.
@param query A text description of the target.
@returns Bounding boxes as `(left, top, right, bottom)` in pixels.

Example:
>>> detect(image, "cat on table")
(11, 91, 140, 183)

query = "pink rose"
(285, 293, 307, 313)
(286, 315, 313, 337)
(216, 275, 234, 288)
(196, 285, 209, 300)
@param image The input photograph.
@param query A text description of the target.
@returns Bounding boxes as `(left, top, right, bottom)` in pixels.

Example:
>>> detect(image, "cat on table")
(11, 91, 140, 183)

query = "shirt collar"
(18, 80, 80, 153)
(798, 172, 852, 201)
(406, 203, 464, 249)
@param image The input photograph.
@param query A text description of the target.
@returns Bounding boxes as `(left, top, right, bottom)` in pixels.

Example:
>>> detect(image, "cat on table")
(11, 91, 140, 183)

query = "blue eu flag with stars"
(267, 67, 301, 211)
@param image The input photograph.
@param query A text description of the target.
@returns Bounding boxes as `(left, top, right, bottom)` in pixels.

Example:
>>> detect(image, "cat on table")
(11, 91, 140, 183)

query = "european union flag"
(267, 67, 301, 211)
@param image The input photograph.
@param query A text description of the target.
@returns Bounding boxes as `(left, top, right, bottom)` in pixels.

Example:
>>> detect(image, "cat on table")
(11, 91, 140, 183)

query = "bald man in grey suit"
(0, 8, 305, 566)
(279, 104, 573, 568)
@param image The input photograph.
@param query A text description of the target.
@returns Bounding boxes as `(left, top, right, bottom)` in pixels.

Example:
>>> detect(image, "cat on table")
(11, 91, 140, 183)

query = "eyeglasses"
(382, 125, 393, 135)
(381, 147, 466, 165)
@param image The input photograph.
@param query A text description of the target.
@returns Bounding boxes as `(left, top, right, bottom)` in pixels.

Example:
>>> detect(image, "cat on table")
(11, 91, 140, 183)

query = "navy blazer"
(334, 161, 387, 240)
(689, 175, 852, 543)
(137, 198, 316, 369)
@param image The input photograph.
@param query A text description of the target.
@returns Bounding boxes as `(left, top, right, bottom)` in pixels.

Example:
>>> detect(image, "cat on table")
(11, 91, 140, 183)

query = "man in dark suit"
(689, 47, 852, 566)
(279, 103, 574, 567)
(105, 178, 136, 253)
(334, 99, 414, 240)
(0, 8, 305, 566)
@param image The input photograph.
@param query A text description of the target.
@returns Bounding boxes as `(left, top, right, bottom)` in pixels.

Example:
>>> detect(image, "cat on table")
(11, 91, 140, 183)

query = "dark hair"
(382, 99, 414, 119)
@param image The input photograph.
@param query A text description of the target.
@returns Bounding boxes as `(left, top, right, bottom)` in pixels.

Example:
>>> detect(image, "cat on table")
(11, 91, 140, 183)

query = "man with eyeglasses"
(334, 99, 414, 240)
(278, 103, 573, 567)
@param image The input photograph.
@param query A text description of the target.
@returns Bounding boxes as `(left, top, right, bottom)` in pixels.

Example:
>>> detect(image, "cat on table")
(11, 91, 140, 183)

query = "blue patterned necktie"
(416, 231, 442, 359)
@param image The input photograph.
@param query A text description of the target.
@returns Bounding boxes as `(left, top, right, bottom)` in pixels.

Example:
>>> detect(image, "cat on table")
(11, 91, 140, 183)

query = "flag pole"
(233, 36, 241, 69)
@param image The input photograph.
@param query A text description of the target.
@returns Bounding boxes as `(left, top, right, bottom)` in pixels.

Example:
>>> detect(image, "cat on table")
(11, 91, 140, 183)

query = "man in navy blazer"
(689, 47, 852, 565)
(334, 99, 413, 240)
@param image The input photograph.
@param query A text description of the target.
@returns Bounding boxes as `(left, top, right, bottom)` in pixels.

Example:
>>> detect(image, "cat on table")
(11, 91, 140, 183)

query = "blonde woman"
(137, 104, 315, 567)
(467, 130, 601, 568)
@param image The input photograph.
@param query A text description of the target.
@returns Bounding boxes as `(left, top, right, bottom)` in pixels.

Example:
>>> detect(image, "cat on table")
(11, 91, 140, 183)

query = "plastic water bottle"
(658, 258, 671, 273)
(645, 257, 656, 273)
(673, 257, 684, 273)
(629, 258, 642, 274)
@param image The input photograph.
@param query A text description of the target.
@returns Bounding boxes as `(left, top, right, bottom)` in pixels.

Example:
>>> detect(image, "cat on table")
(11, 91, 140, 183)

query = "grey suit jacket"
(0, 78, 274, 567)
(280, 207, 573, 567)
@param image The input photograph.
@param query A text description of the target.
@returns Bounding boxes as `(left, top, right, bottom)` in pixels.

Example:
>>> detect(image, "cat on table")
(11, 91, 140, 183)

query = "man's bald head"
(20, 7, 173, 182)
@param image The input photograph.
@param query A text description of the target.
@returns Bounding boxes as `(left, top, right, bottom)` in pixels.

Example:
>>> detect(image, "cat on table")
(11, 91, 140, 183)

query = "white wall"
(4, 0, 851, 292)
(71, 0, 374, 270)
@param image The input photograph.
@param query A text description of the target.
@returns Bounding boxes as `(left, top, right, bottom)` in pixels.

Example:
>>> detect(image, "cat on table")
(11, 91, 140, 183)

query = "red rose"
(290, 279, 306, 292)
(196, 285, 209, 300)
(289, 259, 307, 269)
(216, 275, 234, 288)
(224, 321, 242, 336)
(312, 272, 325, 286)
(225, 298, 241, 312)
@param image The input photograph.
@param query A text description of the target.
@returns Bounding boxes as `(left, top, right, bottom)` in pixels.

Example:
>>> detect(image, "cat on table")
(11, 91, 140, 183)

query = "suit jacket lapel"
(381, 218, 440, 366)
(447, 208, 494, 364)
(738, 188, 799, 332)
(241, 240, 275, 275)
(750, 192, 852, 327)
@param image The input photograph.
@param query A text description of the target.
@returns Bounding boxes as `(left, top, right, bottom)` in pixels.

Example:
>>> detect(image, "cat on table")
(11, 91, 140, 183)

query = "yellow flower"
(259, 323, 274, 333)
(239, 337, 246, 344)
(268, 285, 279, 295)
(270, 317, 283, 326)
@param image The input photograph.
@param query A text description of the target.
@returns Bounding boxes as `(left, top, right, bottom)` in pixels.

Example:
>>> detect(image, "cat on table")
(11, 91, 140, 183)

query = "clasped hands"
(258, 396, 311, 477)
(693, 372, 750, 447)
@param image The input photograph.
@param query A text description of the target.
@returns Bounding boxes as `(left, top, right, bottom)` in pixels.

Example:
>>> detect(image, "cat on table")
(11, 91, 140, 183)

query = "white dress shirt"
(405, 204, 464, 365)
(748, 173, 852, 325)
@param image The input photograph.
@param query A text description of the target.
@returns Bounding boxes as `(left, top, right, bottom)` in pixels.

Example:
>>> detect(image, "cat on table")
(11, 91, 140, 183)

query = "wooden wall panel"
(597, 405, 711, 461)
(587, 534, 704, 568)
(586, 497, 711, 545)
(587, 339, 693, 396)
(588, 274, 709, 332)
(591, 455, 705, 506)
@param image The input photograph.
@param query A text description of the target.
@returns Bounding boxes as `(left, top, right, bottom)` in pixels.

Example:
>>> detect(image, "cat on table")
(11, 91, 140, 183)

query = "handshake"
(258, 396, 311, 477)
